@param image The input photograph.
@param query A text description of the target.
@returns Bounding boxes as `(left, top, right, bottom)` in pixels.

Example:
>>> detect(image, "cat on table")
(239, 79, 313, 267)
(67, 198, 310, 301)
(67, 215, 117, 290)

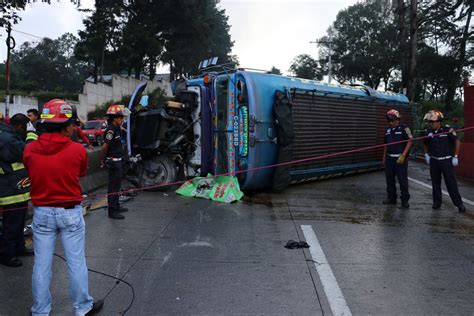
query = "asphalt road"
(0, 161, 473, 315)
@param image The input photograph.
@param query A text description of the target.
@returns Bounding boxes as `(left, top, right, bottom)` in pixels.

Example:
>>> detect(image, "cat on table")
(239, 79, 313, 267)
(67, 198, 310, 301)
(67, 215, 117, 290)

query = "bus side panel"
(289, 92, 412, 182)
(239, 74, 278, 190)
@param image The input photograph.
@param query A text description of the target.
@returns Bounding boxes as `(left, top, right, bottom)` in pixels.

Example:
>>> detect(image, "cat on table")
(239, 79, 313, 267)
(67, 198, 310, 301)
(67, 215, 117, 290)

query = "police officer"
(423, 110, 466, 213)
(383, 109, 413, 208)
(100, 105, 128, 219)
(0, 113, 33, 267)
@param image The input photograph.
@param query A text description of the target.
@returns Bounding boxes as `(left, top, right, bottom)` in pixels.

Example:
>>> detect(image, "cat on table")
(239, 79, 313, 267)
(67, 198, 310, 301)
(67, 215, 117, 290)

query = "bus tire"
(140, 156, 177, 191)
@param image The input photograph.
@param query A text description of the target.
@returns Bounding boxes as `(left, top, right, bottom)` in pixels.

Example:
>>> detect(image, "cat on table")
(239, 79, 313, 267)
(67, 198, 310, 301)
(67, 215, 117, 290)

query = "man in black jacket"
(0, 113, 33, 267)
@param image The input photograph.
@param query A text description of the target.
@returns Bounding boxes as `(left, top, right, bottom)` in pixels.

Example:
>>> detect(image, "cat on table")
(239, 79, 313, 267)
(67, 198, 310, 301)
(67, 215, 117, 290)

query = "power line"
(11, 28, 44, 40)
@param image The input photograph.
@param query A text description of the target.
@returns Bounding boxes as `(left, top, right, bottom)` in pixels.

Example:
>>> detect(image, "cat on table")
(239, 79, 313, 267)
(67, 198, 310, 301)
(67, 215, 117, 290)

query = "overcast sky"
(0, 0, 359, 75)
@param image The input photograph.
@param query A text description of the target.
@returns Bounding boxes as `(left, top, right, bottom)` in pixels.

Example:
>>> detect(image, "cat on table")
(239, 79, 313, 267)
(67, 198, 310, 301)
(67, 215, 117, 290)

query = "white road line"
(301, 225, 352, 316)
(408, 177, 474, 206)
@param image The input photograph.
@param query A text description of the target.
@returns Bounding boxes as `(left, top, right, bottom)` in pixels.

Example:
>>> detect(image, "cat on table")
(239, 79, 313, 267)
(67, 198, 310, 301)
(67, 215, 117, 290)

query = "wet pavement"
(0, 161, 473, 315)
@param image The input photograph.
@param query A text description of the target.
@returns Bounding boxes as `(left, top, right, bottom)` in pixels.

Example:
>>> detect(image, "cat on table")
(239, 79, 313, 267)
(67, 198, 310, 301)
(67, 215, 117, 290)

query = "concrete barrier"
(80, 147, 108, 193)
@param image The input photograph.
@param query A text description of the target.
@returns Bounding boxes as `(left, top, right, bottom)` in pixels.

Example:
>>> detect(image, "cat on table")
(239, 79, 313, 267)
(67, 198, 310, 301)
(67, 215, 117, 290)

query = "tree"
(10, 33, 87, 92)
(318, 0, 398, 89)
(289, 54, 322, 80)
(74, 0, 235, 81)
(118, 0, 164, 80)
(74, 0, 122, 83)
(269, 66, 282, 75)
(161, 0, 235, 79)
(394, 0, 473, 104)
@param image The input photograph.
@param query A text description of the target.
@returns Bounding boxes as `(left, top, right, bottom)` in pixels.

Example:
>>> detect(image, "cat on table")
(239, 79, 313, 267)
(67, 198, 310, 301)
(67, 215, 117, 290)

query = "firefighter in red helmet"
(383, 109, 413, 209)
(423, 110, 466, 213)
(24, 99, 103, 315)
(100, 104, 128, 219)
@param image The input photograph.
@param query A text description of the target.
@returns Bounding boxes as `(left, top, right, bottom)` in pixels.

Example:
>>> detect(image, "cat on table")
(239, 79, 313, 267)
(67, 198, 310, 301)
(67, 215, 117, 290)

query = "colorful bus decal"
(239, 106, 249, 157)
(228, 82, 236, 174)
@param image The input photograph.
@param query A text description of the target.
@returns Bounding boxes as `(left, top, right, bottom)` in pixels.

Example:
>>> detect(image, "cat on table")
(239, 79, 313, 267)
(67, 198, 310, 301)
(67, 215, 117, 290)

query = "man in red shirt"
(23, 99, 103, 316)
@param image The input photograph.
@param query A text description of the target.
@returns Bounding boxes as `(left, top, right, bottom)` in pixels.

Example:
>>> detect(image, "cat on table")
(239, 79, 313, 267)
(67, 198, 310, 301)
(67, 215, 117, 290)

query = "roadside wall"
(78, 74, 172, 118)
(456, 81, 474, 181)
(0, 95, 38, 116)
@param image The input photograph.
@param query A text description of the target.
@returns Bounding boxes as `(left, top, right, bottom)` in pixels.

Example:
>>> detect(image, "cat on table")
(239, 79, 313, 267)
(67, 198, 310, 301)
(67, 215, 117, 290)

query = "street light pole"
(310, 37, 333, 84)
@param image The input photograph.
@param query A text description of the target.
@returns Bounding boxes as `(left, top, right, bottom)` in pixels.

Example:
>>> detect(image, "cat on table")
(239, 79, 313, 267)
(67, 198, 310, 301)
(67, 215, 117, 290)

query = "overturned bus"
(127, 70, 411, 191)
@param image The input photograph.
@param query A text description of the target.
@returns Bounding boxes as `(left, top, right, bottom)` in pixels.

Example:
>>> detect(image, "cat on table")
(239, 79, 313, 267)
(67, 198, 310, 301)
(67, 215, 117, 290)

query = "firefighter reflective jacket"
(0, 123, 30, 206)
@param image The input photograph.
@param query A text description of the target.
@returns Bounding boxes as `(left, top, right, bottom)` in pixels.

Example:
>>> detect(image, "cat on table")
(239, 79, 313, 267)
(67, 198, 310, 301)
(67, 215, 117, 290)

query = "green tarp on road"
(176, 175, 244, 203)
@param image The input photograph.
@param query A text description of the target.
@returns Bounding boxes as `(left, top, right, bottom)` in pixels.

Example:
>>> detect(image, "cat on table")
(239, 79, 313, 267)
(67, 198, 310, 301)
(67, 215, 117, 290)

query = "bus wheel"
(140, 156, 177, 191)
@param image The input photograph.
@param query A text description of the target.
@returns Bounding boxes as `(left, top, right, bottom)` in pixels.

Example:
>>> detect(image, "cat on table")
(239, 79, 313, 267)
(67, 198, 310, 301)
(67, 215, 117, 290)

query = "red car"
(82, 120, 107, 146)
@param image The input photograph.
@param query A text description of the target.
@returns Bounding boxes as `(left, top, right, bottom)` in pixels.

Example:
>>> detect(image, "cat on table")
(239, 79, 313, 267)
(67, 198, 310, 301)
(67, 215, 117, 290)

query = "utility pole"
(310, 37, 333, 84)
(5, 23, 16, 117)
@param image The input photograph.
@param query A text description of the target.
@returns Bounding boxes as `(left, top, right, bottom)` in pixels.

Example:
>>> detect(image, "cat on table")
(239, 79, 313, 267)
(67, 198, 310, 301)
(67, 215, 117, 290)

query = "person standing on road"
(100, 104, 128, 220)
(26, 109, 40, 142)
(382, 109, 413, 209)
(0, 113, 33, 268)
(27, 108, 39, 131)
(423, 110, 466, 213)
(23, 99, 103, 316)
(71, 119, 92, 147)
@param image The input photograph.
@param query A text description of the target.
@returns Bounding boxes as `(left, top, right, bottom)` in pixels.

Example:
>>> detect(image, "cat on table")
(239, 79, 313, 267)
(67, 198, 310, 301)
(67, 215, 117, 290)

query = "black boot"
(383, 199, 397, 205)
(458, 205, 466, 213)
(108, 212, 125, 220)
(17, 247, 34, 257)
(432, 203, 441, 210)
(0, 256, 23, 267)
(400, 201, 410, 209)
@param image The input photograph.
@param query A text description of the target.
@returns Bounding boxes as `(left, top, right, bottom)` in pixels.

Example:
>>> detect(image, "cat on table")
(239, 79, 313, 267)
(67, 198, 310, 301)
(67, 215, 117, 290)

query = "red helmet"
(386, 109, 400, 121)
(40, 99, 73, 124)
(105, 104, 126, 116)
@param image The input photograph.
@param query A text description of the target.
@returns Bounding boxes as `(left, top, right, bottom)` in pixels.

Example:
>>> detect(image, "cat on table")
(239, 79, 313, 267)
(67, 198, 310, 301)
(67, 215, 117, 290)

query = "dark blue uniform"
(104, 124, 124, 215)
(424, 127, 463, 209)
(384, 124, 412, 204)
(0, 123, 30, 265)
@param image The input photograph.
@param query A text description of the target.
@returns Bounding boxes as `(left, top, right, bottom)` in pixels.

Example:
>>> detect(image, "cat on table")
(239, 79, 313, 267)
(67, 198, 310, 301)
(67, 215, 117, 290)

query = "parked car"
(82, 120, 107, 146)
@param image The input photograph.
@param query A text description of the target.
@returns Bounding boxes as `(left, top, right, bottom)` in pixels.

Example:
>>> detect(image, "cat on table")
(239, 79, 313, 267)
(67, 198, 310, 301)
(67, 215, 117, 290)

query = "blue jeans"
(31, 206, 93, 316)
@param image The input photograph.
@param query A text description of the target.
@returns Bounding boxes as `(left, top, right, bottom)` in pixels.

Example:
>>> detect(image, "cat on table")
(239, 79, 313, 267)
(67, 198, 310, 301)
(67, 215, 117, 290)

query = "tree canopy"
(2, 0, 235, 88)
(74, 0, 235, 81)
(318, 1, 398, 89)
(312, 0, 472, 110)
(289, 54, 322, 80)
(2, 33, 88, 93)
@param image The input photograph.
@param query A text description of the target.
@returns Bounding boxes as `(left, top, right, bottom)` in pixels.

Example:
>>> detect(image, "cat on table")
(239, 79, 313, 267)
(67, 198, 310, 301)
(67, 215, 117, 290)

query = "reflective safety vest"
(0, 162, 31, 206)
(26, 131, 38, 142)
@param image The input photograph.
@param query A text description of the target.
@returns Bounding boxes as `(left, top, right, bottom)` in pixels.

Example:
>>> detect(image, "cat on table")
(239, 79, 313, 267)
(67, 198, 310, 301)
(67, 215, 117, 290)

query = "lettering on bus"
(239, 106, 249, 156)
(233, 115, 239, 147)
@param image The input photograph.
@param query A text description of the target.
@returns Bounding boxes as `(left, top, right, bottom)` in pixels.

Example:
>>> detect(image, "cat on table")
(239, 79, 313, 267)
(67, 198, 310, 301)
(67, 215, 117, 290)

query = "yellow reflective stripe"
(26, 132, 38, 141)
(0, 192, 31, 205)
(0, 163, 25, 174)
(11, 162, 25, 171)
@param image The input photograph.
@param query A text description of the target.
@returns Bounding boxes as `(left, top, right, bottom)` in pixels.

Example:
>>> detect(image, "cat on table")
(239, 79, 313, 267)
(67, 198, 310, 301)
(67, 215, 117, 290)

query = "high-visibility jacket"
(0, 123, 30, 206)
(26, 131, 38, 142)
